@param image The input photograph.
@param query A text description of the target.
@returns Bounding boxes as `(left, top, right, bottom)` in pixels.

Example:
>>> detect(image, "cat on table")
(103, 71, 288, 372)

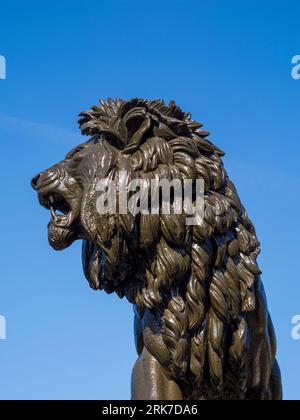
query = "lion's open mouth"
(39, 191, 72, 223)
(38, 189, 81, 250)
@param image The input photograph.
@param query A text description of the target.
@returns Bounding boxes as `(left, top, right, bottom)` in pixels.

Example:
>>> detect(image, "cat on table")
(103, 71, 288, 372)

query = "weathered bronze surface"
(31, 98, 282, 400)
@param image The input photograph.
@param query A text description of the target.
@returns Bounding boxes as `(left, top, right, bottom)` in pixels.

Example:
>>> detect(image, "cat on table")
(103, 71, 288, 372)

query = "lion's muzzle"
(31, 167, 82, 251)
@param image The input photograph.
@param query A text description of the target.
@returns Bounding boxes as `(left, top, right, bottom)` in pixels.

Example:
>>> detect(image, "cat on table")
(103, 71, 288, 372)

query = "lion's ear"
(123, 113, 151, 154)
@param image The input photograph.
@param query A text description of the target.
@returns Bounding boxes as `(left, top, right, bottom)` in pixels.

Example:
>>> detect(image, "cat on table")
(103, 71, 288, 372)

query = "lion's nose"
(31, 173, 42, 190)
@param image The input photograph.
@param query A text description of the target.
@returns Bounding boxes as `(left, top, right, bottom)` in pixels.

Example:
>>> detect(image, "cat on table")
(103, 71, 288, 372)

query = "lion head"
(32, 98, 275, 398)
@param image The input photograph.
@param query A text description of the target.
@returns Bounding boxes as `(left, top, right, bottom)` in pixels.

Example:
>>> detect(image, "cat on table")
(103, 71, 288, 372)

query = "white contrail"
(0, 55, 6, 79)
(0, 315, 6, 340)
(0, 113, 83, 144)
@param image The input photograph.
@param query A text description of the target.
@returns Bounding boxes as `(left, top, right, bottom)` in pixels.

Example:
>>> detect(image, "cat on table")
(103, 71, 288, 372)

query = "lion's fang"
(50, 206, 57, 221)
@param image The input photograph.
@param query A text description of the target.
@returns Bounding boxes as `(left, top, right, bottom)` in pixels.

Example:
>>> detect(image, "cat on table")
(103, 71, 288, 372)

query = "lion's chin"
(48, 222, 78, 251)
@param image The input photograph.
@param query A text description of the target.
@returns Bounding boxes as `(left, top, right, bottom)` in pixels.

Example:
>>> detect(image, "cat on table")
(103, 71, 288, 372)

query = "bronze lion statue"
(31, 98, 282, 400)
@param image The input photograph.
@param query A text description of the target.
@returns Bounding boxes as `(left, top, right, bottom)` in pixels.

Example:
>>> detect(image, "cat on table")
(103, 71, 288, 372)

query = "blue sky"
(0, 0, 299, 399)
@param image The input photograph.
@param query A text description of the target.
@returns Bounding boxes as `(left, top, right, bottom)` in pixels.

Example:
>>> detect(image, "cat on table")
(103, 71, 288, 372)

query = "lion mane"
(76, 98, 279, 399)
(32, 97, 281, 400)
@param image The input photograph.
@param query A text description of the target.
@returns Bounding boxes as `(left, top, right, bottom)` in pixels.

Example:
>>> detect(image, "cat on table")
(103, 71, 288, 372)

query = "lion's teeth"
(49, 195, 54, 205)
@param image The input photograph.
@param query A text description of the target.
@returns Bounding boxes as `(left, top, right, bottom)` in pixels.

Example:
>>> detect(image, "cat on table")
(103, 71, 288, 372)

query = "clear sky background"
(0, 0, 299, 400)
